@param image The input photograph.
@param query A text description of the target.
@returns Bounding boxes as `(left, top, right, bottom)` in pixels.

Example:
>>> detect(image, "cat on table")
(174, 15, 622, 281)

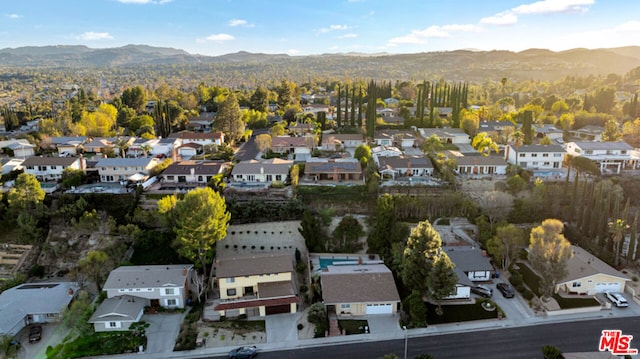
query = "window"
(167, 299, 177, 306)
(27, 166, 34, 170)
(519, 153, 525, 157)
(553, 153, 562, 157)
(166, 175, 174, 180)
(226, 278, 235, 283)
(542, 153, 549, 157)
(532, 162, 538, 166)
(198, 175, 203, 182)
(165, 288, 175, 295)
(621, 150, 627, 155)
(247, 175, 255, 181)
(51, 165, 57, 170)
(572, 282, 581, 288)
(109, 321, 120, 328)
(227, 288, 236, 296)
(275, 175, 282, 181)
(531, 153, 538, 157)
(543, 162, 550, 166)
(585, 150, 593, 155)
(38, 166, 47, 171)
(340, 304, 350, 309)
(266, 175, 273, 181)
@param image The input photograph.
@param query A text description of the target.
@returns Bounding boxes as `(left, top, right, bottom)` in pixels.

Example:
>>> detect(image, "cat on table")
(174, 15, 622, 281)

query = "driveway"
(142, 312, 185, 354)
(264, 312, 300, 344)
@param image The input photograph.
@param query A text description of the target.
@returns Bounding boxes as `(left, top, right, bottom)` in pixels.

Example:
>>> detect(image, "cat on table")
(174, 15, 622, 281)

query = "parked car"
(496, 283, 515, 298)
(28, 325, 42, 343)
(228, 345, 258, 358)
(605, 291, 628, 308)
(471, 285, 493, 298)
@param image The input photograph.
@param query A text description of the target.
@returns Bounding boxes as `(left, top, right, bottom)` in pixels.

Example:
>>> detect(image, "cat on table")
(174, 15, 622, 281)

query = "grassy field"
(338, 319, 369, 335)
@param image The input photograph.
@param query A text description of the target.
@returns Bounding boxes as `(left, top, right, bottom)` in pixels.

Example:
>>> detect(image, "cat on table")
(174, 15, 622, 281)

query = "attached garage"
(265, 304, 291, 315)
(365, 303, 393, 315)
(594, 282, 622, 293)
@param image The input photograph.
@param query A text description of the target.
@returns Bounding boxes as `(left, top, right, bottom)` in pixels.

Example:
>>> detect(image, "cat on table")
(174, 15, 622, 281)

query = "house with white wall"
(504, 144, 565, 170)
(231, 158, 292, 183)
(95, 157, 160, 182)
(22, 156, 84, 182)
(565, 141, 635, 174)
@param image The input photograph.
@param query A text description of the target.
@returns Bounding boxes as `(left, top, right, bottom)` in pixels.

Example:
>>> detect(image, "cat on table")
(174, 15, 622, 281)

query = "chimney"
(482, 250, 488, 257)
(260, 167, 264, 174)
(182, 267, 188, 276)
(358, 257, 363, 265)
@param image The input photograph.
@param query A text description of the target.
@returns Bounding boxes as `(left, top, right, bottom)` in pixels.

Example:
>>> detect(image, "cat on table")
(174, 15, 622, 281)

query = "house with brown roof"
(213, 253, 299, 317)
(161, 160, 229, 186)
(377, 155, 433, 179)
(373, 130, 419, 149)
(319, 134, 366, 151)
(555, 245, 630, 295)
(270, 136, 316, 159)
(231, 158, 292, 183)
(169, 130, 225, 146)
(304, 158, 363, 183)
(22, 156, 85, 182)
(321, 263, 400, 315)
(287, 123, 314, 136)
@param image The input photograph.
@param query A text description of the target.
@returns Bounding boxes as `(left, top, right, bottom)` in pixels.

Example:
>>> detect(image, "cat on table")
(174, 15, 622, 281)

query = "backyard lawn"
(425, 300, 501, 325)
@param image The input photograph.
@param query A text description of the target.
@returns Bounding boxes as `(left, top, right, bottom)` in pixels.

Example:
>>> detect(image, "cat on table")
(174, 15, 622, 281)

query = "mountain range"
(1, 44, 640, 82)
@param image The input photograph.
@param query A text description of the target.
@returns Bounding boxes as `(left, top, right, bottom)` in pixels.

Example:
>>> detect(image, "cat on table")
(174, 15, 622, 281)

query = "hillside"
(1, 44, 640, 83)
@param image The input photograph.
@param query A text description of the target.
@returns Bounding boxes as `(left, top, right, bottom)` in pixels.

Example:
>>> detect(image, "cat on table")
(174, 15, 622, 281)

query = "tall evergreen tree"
(350, 85, 356, 127)
(336, 83, 342, 128)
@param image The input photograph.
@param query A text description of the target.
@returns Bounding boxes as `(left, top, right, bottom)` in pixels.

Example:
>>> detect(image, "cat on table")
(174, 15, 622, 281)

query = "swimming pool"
(318, 257, 359, 269)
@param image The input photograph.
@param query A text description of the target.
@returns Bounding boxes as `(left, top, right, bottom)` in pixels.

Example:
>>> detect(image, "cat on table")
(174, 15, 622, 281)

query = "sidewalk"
(103, 305, 635, 359)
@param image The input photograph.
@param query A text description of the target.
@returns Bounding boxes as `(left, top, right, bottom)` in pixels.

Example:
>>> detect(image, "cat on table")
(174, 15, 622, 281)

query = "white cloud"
(77, 32, 114, 41)
(339, 33, 358, 39)
(319, 24, 350, 33)
(7, 14, 22, 19)
(203, 33, 235, 42)
(287, 49, 300, 55)
(228, 19, 254, 27)
(388, 24, 482, 46)
(562, 21, 640, 48)
(482, 0, 593, 26)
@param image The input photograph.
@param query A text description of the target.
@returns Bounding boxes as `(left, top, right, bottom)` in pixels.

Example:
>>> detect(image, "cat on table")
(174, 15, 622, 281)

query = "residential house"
(23, 156, 84, 182)
(445, 246, 494, 282)
(1, 158, 24, 174)
(377, 155, 434, 179)
(213, 253, 299, 317)
(0, 139, 35, 158)
(84, 137, 135, 154)
(478, 121, 516, 137)
(150, 137, 181, 157)
(533, 124, 563, 141)
(383, 98, 399, 106)
(569, 125, 604, 142)
(161, 160, 229, 185)
(169, 131, 225, 146)
(319, 134, 366, 151)
(302, 104, 330, 115)
(88, 295, 146, 332)
(187, 112, 214, 132)
(376, 108, 396, 117)
(0, 282, 79, 336)
(371, 146, 403, 166)
(270, 136, 315, 160)
(48, 136, 87, 155)
(382, 116, 406, 126)
(446, 267, 474, 300)
(102, 265, 198, 309)
(288, 123, 314, 136)
(231, 158, 292, 183)
(321, 263, 400, 315)
(504, 144, 565, 170)
(555, 246, 630, 295)
(453, 154, 508, 176)
(434, 107, 454, 119)
(374, 130, 418, 149)
(419, 128, 470, 145)
(304, 158, 363, 183)
(565, 141, 635, 174)
(177, 142, 203, 159)
(95, 157, 161, 183)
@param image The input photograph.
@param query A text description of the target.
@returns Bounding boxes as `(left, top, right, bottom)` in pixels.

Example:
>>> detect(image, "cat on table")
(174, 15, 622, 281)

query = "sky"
(1, 0, 640, 56)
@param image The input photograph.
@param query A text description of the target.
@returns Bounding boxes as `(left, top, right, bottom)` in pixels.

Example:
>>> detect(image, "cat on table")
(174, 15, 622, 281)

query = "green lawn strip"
(338, 319, 369, 335)
(516, 262, 543, 296)
(425, 300, 499, 325)
(551, 294, 600, 309)
(46, 332, 146, 358)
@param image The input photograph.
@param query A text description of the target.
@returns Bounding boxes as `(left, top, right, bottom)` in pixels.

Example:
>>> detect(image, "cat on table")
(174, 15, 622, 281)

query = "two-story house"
(161, 160, 229, 185)
(565, 141, 635, 174)
(213, 253, 299, 317)
(102, 265, 197, 309)
(95, 157, 161, 183)
(504, 144, 565, 170)
(374, 130, 418, 149)
(169, 131, 225, 147)
(22, 156, 85, 182)
(231, 158, 293, 183)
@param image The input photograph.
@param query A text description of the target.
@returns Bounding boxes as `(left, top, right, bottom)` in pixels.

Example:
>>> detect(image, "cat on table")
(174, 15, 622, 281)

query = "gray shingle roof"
(162, 160, 227, 176)
(512, 144, 565, 153)
(88, 295, 146, 323)
(231, 159, 292, 176)
(103, 265, 194, 290)
(95, 157, 158, 167)
(305, 160, 362, 174)
(561, 245, 630, 283)
(570, 141, 633, 150)
(378, 155, 433, 170)
(445, 246, 494, 272)
(321, 264, 400, 304)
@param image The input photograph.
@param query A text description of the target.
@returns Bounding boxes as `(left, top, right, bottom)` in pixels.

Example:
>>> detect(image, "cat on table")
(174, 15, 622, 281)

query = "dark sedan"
(496, 283, 515, 298)
(228, 345, 258, 359)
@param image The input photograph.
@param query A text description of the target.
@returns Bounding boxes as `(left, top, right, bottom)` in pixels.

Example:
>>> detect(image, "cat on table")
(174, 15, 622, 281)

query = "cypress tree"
(357, 87, 363, 128)
(344, 83, 349, 127)
(628, 212, 638, 262)
(336, 84, 342, 128)
(350, 85, 356, 127)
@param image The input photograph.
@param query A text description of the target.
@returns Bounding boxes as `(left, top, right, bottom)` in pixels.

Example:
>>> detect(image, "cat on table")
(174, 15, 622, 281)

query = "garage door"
(366, 303, 393, 314)
(265, 304, 290, 315)
(594, 282, 622, 293)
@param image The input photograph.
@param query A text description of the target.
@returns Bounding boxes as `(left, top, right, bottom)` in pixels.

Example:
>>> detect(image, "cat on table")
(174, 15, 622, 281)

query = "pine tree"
(628, 212, 638, 262)
(336, 84, 342, 128)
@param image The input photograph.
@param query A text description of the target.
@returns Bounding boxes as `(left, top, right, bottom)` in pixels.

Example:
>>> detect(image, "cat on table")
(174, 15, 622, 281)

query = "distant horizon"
(2, 1, 640, 57)
(2, 43, 639, 58)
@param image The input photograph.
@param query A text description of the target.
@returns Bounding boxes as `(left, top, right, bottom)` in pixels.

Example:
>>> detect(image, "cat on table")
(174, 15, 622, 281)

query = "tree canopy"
(527, 219, 572, 298)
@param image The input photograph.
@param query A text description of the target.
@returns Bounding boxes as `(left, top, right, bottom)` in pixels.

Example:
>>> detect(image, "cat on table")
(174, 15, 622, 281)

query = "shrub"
(522, 290, 534, 300)
(297, 323, 304, 330)
(307, 303, 327, 325)
(299, 284, 308, 293)
(510, 275, 523, 287)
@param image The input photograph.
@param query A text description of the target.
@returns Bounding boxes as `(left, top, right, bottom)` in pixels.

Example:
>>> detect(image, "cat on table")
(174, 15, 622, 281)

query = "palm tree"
(608, 219, 629, 267)
(422, 134, 444, 155)
(510, 130, 524, 147)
